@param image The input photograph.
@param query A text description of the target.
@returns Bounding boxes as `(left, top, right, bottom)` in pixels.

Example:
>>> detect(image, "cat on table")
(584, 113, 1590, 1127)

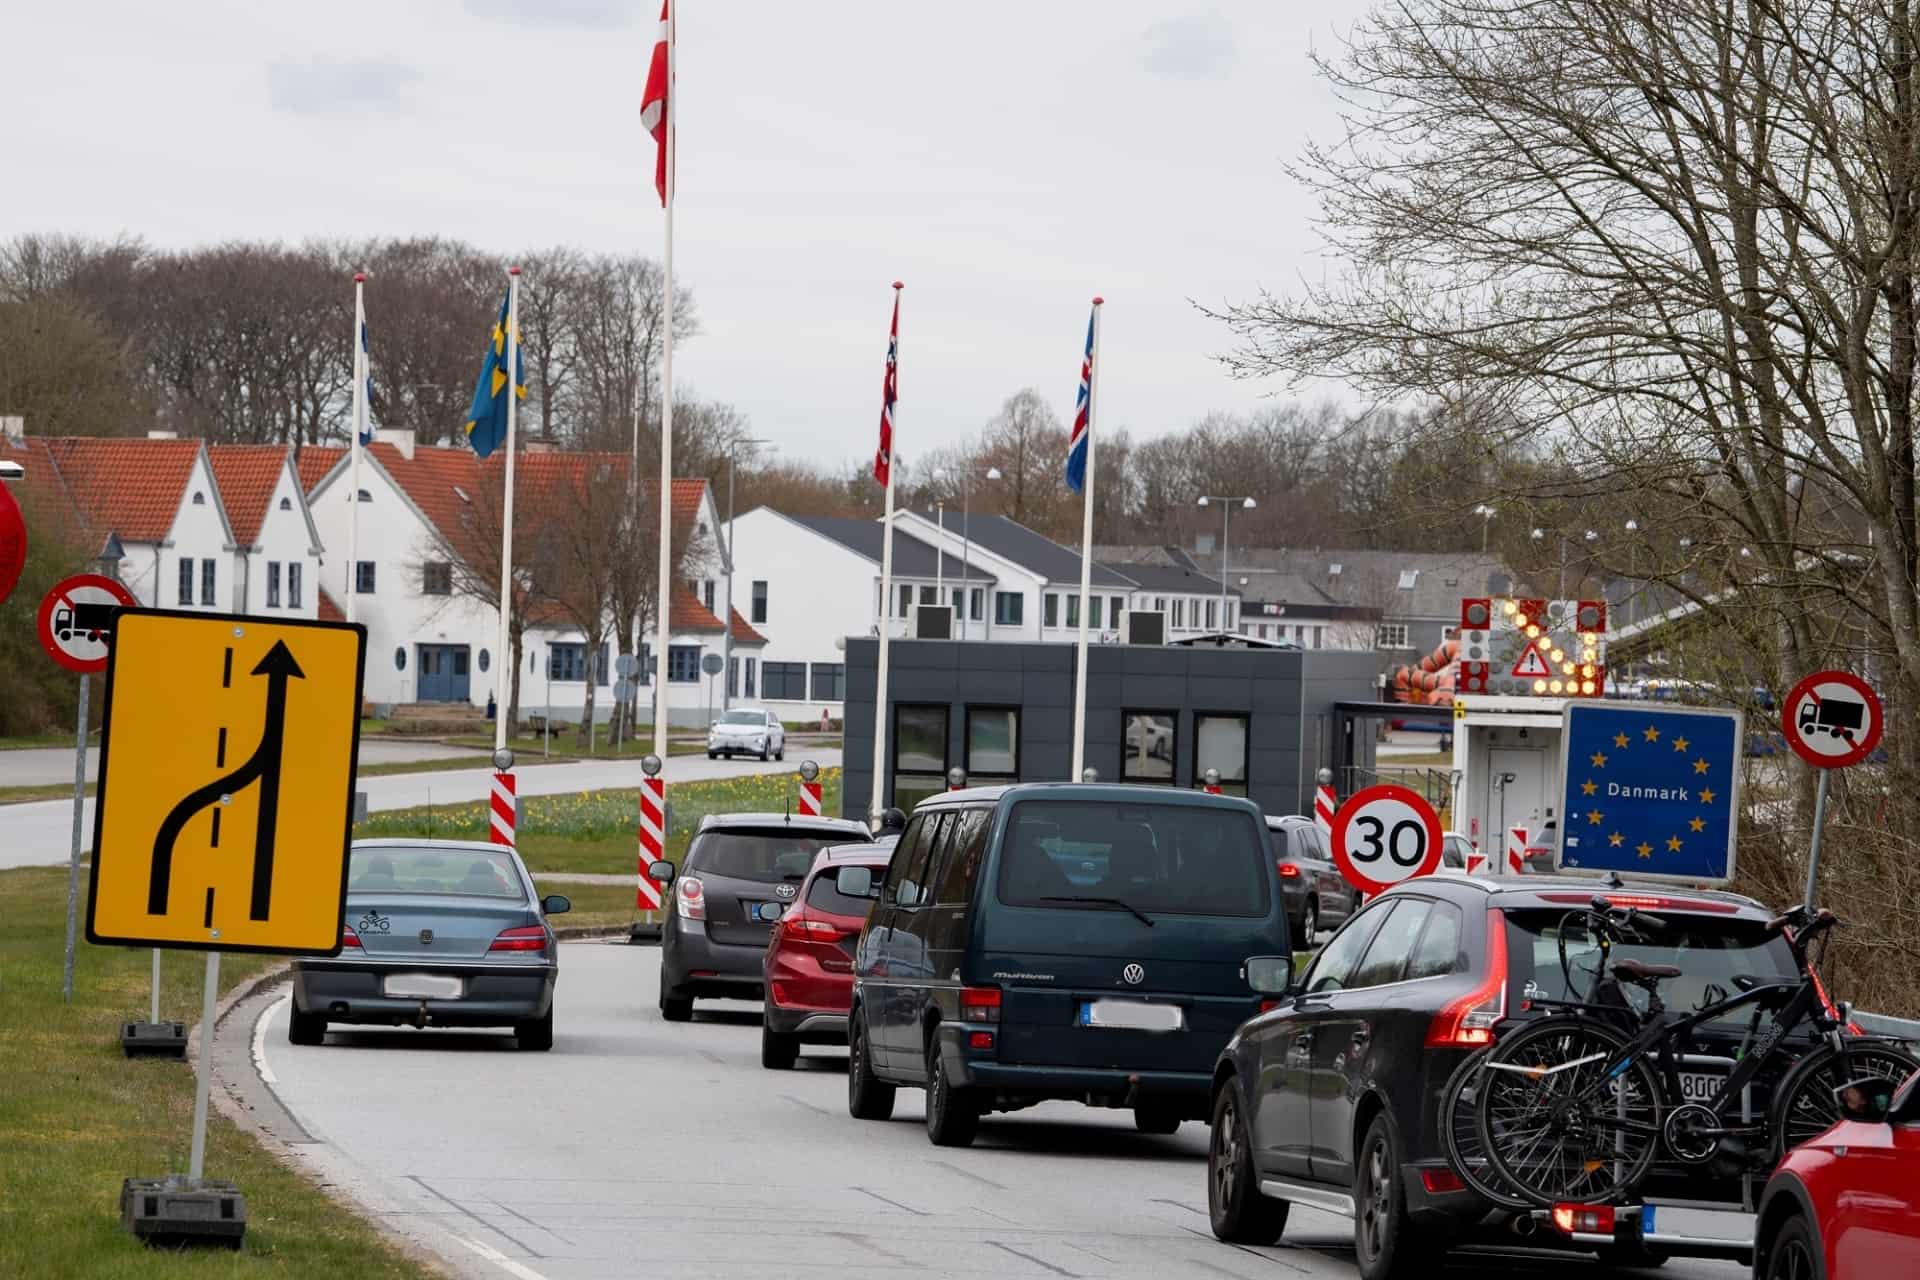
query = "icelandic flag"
(354, 290, 374, 446)
(1065, 306, 1094, 494)
(463, 289, 525, 459)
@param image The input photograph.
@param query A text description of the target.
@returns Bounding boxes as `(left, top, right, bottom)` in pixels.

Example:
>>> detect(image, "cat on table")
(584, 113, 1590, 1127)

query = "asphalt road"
(0, 736, 480, 786)
(239, 941, 1750, 1280)
(0, 748, 843, 872)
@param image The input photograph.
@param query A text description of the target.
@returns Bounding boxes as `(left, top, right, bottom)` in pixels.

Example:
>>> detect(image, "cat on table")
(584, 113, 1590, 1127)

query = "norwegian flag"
(639, 0, 670, 206)
(1065, 305, 1095, 494)
(875, 287, 900, 486)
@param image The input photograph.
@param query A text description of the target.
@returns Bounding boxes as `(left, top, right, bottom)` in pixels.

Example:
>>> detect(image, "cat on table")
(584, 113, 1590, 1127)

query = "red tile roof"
(726, 607, 768, 646)
(207, 445, 291, 546)
(294, 445, 345, 496)
(0, 437, 207, 544)
(669, 584, 725, 632)
(317, 587, 346, 622)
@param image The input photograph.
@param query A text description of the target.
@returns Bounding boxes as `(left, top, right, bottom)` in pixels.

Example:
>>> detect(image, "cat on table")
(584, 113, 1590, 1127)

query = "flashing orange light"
(1549, 679, 1565, 694)
(1581, 681, 1597, 694)
(1533, 679, 1548, 693)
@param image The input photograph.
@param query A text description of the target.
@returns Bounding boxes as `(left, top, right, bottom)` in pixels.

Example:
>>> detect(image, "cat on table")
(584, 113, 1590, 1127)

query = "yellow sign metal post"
(86, 609, 364, 1243)
(88, 611, 365, 955)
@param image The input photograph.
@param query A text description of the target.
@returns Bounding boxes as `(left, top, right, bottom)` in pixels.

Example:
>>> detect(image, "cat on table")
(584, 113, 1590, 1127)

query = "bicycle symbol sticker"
(1330, 783, 1445, 896)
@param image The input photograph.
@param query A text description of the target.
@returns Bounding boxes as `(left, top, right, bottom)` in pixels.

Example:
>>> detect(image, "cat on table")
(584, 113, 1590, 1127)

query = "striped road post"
(636, 753, 665, 915)
(797, 759, 823, 817)
(1314, 769, 1337, 839)
(489, 748, 516, 847)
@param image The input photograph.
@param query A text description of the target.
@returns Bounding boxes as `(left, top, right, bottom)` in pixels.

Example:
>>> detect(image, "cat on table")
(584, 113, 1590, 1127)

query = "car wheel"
(1133, 1106, 1181, 1135)
(659, 990, 693, 1022)
(759, 745, 770, 761)
(924, 1035, 979, 1147)
(761, 1024, 799, 1070)
(515, 1008, 554, 1051)
(1355, 1112, 1432, 1280)
(847, 1008, 895, 1120)
(1208, 1080, 1288, 1244)
(1762, 1213, 1823, 1280)
(286, 1003, 327, 1046)
(775, 746, 784, 761)
(1302, 899, 1319, 944)
(707, 750, 717, 759)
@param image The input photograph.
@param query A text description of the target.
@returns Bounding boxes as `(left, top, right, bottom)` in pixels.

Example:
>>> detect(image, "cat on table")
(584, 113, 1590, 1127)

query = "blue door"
(416, 645, 472, 702)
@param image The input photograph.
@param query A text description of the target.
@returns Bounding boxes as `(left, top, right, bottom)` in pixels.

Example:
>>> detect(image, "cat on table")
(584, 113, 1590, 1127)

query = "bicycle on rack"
(1472, 899, 1918, 1207)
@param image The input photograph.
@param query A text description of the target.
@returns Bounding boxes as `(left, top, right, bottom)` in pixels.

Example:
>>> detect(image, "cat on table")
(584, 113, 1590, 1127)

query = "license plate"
(383, 973, 463, 999)
(1677, 1070, 1724, 1103)
(1077, 999, 1184, 1032)
(1642, 1203, 1752, 1243)
(745, 901, 785, 923)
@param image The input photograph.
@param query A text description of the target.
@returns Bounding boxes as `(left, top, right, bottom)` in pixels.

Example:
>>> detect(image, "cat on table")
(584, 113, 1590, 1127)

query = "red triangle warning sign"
(1511, 641, 1554, 678)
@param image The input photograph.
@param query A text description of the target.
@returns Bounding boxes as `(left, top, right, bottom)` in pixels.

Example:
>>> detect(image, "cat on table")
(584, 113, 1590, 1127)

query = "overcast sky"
(7, 0, 1374, 467)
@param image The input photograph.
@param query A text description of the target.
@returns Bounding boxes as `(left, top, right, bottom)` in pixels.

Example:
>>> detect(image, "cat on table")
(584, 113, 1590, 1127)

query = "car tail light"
(967, 1031, 994, 1050)
(675, 875, 706, 921)
(1551, 1203, 1615, 1235)
(779, 911, 848, 943)
(340, 926, 362, 950)
(1420, 1168, 1464, 1194)
(1426, 909, 1508, 1048)
(1276, 862, 1302, 879)
(1259, 999, 1282, 1014)
(489, 925, 549, 953)
(960, 986, 1001, 1024)
(1535, 891, 1736, 915)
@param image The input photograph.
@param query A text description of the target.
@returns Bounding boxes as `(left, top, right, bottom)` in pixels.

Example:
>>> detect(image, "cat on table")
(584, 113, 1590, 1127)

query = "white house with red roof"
(302, 427, 763, 726)
(206, 444, 323, 619)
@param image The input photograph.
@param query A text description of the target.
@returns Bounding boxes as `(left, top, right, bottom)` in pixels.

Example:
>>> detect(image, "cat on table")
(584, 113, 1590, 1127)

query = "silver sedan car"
(289, 839, 569, 1051)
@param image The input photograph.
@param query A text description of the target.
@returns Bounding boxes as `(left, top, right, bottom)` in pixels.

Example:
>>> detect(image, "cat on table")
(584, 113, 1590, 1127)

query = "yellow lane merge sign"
(87, 610, 366, 956)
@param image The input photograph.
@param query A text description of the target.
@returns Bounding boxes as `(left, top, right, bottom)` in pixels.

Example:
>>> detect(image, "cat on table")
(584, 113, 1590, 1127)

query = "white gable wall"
(231, 460, 322, 620)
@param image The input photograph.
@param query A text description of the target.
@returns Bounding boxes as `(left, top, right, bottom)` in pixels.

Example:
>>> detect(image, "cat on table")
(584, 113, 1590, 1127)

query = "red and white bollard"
(1506, 826, 1529, 876)
(948, 766, 968, 792)
(636, 755, 665, 912)
(1313, 771, 1337, 836)
(797, 759, 823, 817)
(1202, 767, 1223, 796)
(489, 750, 516, 847)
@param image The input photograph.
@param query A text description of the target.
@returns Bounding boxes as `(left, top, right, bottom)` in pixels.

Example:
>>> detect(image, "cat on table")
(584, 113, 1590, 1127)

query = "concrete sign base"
(120, 1175, 246, 1249)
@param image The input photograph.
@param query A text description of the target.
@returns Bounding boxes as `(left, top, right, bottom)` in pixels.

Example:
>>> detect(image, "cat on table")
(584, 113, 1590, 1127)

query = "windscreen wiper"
(1039, 895, 1154, 926)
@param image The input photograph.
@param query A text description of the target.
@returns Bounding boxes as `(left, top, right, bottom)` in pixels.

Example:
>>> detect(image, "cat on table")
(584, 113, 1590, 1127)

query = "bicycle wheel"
(1769, 1039, 1919, 1159)
(1440, 1047, 1529, 1209)
(1475, 1015, 1663, 1207)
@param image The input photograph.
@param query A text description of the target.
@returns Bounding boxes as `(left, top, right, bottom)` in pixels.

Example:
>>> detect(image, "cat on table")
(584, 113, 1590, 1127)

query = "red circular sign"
(0, 482, 25, 608)
(1330, 783, 1445, 896)
(36, 573, 137, 674)
(1781, 670, 1883, 770)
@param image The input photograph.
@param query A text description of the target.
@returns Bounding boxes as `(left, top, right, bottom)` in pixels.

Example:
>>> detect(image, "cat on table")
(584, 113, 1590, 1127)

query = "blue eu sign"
(1557, 702, 1743, 883)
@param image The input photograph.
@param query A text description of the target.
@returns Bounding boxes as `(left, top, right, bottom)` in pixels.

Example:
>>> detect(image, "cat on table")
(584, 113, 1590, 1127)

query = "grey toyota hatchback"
(651, 812, 871, 1021)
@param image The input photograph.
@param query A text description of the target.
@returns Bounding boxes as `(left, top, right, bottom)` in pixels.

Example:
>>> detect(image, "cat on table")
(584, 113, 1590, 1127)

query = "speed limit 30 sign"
(1330, 783, 1444, 896)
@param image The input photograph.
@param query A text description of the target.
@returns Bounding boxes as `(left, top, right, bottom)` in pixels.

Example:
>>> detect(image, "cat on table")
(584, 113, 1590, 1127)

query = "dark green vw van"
(843, 783, 1291, 1146)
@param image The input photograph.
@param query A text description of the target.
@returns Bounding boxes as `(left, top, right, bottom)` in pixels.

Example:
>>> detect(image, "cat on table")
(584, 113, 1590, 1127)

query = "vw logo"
(774, 883, 797, 900)
(1122, 963, 1146, 986)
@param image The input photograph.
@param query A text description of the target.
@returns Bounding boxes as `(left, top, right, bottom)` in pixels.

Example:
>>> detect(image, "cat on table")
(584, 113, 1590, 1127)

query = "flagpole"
(348, 273, 366, 626)
(496, 266, 522, 755)
(651, 0, 677, 763)
(868, 282, 902, 825)
(1069, 297, 1104, 781)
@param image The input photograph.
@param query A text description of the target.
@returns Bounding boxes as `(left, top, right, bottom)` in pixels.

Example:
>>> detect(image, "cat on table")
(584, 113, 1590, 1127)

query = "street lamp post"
(1197, 495, 1256, 635)
(1474, 504, 1497, 553)
(721, 436, 771, 712)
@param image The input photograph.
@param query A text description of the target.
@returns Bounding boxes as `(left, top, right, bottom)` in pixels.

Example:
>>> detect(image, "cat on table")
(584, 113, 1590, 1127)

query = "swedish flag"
(464, 290, 526, 459)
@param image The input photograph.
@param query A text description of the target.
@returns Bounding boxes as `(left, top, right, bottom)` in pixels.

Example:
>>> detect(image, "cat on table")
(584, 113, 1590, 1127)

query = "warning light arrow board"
(86, 610, 367, 956)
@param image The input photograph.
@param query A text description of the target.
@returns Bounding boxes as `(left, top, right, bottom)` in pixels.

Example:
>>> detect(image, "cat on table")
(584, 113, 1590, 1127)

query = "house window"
(1204, 598, 1217, 630)
(1065, 594, 1080, 628)
(422, 562, 452, 595)
(1172, 599, 1185, 628)
(951, 587, 965, 617)
(358, 488, 372, 502)
(355, 561, 376, 594)
(1088, 596, 1103, 629)
(178, 558, 193, 606)
(1122, 711, 1176, 784)
(1194, 713, 1250, 797)
(810, 662, 846, 701)
(200, 559, 216, 607)
(548, 644, 586, 682)
(751, 580, 768, 624)
(1154, 596, 1167, 613)
(970, 587, 984, 622)
(994, 591, 1023, 626)
(1377, 623, 1411, 649)
(965, 706, 1018, 779)
(192, 492, 205, 505)
(1111, 596, 1126, 626)
(1043, 593, 1059, 628)
(479, 649, 491, 672)
(265, 561, 282, 608)
(762, 661, 806, 700)
(287, 562, 302, 608)
(668, 645, 701, 683)
(919, 585, 936, 605)
(897, 584, 913, 618)
(593, 644, 610, 685)
(1398, 569, 1420, 590)
(745, 656, 756, 697)
(892, 703, 948, 813)
(278, 496, 292, 511)
(702, 580, 715, 612)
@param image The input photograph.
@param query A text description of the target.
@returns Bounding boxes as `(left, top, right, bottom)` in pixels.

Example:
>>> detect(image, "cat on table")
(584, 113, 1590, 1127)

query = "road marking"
(253, 995, 287, 1084)
(455, 1236, 552, 1280)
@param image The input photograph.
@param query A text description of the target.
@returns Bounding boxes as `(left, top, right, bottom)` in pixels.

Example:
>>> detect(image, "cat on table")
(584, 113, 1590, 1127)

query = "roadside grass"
(0, 867, 432, 1279)
(534, 879, 642, 930)
(1377, 751, 1454, 770)
(0, 731, 94, 750)
(0, 754, 519, 808)
(0, 780, 95, 805)
(439, 731, 706, 760)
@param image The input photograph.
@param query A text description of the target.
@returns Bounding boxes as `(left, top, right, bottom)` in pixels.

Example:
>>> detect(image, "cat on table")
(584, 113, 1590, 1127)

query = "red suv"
(1754, 1064, 1920, 1278)
(761, 842, 891, 1069)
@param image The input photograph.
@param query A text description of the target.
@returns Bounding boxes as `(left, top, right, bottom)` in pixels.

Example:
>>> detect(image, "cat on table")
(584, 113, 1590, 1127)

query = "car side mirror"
(1837, 1077, 1895, 1124)
(541, 894, 572, 916)
(1244, 954, 1295, 996)
(835, 866, 876, 898)
(649, 859, 676, 885)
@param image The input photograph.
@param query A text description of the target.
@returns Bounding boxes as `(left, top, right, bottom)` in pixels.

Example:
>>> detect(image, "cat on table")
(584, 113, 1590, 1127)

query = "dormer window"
(357, 488, 372, 502)
(192, 492, 206, 505)
(1398, 569, 1420, 590)
(278, 497, 292, 511)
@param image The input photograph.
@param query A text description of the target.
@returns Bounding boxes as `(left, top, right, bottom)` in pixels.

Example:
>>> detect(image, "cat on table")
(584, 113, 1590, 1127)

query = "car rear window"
(1504, 908, 1797, 1026)
(805, 866, 883, 917)
(688, 830, 845, 883)
(997, 799, 1270, 918)
(349, 847, 525, 899)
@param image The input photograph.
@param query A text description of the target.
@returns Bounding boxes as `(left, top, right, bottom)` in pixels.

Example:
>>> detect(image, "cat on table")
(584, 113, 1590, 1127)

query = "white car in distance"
(707, 707, 785, 761)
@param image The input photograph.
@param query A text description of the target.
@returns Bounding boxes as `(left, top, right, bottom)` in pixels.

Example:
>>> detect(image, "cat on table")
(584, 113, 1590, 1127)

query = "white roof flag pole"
(1068, 298, 1103, 780)
(869, 283, 903, 825)
(642, 0, 675, 762)
(495, 266, 522, 755)
(348, 272, 369, 625)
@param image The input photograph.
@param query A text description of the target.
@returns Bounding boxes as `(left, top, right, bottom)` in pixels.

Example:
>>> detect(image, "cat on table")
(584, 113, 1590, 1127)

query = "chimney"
(373, 427, 415, 461)
(0, 416, 22, 445)
(146, 430, 180, 440)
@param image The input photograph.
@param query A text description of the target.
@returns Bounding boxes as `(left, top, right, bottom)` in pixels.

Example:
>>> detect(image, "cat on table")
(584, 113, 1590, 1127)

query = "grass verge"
(535, 879, 644, 930)
(0, 866, 433, 1279)
(0, 781, 96, 805)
